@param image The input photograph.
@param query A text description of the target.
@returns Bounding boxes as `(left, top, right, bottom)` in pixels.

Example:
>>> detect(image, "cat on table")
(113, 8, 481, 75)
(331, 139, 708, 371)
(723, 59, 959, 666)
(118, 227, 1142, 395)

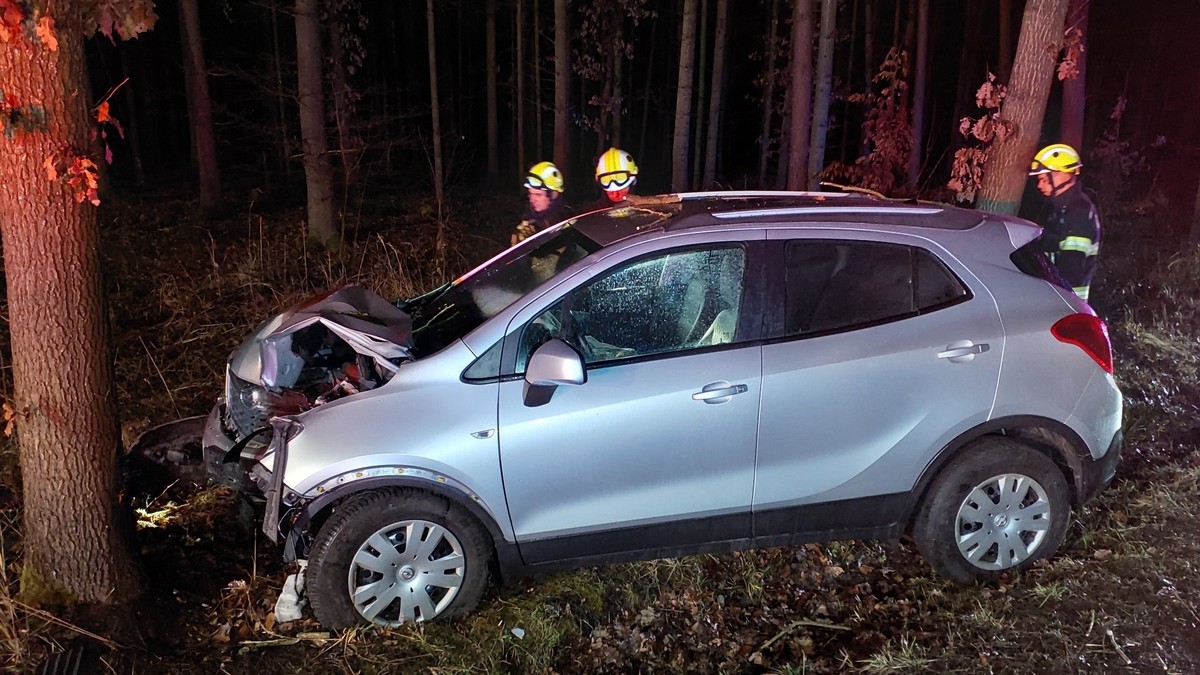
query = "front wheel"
(307, 488, 492, 629)
(912, 437, 1071, 583)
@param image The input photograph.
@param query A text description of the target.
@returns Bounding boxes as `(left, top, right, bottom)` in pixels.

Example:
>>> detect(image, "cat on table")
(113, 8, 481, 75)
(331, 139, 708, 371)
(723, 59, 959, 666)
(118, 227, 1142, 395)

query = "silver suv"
(203, 192, 1122, 629)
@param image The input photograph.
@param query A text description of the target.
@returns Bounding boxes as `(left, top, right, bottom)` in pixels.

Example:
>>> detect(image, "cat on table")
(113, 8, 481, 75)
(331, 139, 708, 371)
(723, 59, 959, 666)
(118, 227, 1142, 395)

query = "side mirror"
(523, 338, 586, 406)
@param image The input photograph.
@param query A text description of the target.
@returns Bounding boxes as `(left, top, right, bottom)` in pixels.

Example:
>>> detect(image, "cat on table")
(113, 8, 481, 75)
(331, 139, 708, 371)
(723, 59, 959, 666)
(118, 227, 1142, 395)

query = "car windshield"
(406, 227, 601, 357)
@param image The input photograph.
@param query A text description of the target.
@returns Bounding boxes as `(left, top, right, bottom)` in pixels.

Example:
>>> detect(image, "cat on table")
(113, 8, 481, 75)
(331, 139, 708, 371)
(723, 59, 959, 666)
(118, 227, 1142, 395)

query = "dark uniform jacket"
(512, 197, 571, 245)
(1035, 183, 1101, 301)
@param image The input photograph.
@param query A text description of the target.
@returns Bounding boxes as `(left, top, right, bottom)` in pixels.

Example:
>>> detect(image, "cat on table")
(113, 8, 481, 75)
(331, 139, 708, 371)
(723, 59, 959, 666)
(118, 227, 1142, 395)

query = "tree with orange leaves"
(0, 0, 154, 605)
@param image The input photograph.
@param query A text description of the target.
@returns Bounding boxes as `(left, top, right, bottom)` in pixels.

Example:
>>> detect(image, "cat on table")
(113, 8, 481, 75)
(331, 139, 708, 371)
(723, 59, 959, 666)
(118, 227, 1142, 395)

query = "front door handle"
(937, 341, 990, 363)
(692, 381, 749, 404)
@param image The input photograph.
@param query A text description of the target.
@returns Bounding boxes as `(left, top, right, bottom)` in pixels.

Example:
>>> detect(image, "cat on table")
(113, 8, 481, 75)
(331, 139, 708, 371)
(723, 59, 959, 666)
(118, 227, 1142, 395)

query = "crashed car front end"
(202, 284, 412, 494)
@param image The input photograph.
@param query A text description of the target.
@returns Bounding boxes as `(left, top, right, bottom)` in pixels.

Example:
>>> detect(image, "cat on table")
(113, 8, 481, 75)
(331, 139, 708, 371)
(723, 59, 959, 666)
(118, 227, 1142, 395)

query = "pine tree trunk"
(271, 0, 290, 177)
(906, 0, 929, 191)
(486, 0, 499, 175)
(692, 0, 709, 189)
(179, 0, 221, 214)
(516, 0, 527, 173)
(807, 0, 837, 190)
(0, 8, 141, 604)
(861, 0, 875, 155)
(977, 0, 1070, 215)
(951, 0, 983, 157)
(786, 0, 814, 191)
(534, 0, 544, 159)
(672, 0, 699, 191)
(703, 0, 729, 188)
(758, 0, 781, 186)
(553, 0, 570, 170)
(427, 0, 445, 215)
(295, 0, 338, 245)
(117, 41, 146, 186)
(1061, 0, 1088, 150)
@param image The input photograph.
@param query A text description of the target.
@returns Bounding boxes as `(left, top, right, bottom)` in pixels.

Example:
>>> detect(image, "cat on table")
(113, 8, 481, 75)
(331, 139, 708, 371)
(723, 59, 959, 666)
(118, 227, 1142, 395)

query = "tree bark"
(516, 0, 527, 173)
(179, 0, 221, 214)
(807, 0, 837, 190)
(427, 0, 445, 215)
(672, 0, 699, 191)
(977, 0, 1070, 215)
(486, 0, 498, 175)
(906, 0, 929, 191)
(861, 0, 874, 156)
(785, 0, 814, 191)
(691, 0, 709, 188)
(999, 0, 1013, 81)
(295, 0, 338, 245)
(534, 0, 544, 159)
(553, 0, 570, 170)
(0, 7, 142, 604)
(1061, 0, 1089, 150)
(703, 0, 729, 188)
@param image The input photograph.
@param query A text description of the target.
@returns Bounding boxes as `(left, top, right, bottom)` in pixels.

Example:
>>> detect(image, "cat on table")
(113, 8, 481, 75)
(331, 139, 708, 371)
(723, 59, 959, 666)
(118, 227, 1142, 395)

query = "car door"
(753, 231, 1004, 536)
(497, 237, 764, 565)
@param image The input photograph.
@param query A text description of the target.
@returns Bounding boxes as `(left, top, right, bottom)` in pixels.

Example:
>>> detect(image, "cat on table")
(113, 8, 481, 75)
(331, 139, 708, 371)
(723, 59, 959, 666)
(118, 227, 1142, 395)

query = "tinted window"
(515, 246, 747, 370)
(783, 240, 966, 336)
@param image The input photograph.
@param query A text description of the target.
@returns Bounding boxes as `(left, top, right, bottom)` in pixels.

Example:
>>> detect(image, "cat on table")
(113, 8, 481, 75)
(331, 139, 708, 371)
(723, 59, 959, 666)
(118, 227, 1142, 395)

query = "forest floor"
(2, 189, 1200, 674)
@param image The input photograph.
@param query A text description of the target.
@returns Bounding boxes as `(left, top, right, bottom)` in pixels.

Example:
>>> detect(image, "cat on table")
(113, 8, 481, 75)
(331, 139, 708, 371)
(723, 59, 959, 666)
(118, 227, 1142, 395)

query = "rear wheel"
(307, 488, 492, 628)
(913, 437, 1071, 583)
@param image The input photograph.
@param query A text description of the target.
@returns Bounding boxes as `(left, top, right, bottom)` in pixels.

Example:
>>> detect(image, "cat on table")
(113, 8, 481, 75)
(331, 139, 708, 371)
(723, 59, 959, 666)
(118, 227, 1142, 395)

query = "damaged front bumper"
(201, 400, 271, 492)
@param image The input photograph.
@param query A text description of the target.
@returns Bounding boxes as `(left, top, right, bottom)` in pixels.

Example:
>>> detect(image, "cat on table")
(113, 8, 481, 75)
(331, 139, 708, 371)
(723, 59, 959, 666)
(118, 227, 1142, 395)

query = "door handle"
(937, 341, 990, 363)
(692, 381, 749, 403)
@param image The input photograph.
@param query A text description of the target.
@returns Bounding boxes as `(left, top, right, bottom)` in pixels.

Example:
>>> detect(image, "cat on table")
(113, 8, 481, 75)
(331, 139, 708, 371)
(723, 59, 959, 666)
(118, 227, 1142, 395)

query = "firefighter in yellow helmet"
(512, 161, 570, 246)
(592, 147, 639, 209)
(1028, 143, 1101, 301)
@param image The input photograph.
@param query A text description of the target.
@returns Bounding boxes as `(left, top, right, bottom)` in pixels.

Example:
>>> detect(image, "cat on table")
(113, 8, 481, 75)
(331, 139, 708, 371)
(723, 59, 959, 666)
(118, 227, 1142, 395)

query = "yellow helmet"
(524, 161, 564, 192)
(1029, 143, 1082, 175)
(595, 147, 639, 192)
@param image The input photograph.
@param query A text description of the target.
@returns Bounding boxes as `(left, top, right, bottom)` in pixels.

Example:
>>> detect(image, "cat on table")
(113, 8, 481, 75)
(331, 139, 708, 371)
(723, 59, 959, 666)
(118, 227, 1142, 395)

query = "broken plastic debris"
(510, 627, 525, 639)
(274, 562, 308, 623)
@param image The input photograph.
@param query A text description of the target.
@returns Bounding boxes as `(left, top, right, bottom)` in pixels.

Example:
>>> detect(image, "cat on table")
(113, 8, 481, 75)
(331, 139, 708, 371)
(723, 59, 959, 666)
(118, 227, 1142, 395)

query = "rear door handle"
(692, 381, 749, 404)
(937, 341, 990, 363)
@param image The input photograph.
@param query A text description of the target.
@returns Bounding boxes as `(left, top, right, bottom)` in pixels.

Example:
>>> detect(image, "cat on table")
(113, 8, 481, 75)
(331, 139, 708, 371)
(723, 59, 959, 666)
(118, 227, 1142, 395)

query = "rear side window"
(783, 240, 968, 336)
(1011, 239, 1073, 292)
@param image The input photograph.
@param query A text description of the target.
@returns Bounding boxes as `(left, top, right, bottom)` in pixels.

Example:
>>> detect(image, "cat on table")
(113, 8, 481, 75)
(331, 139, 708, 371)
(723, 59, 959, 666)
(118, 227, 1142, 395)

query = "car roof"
(568, 191, 988, 247)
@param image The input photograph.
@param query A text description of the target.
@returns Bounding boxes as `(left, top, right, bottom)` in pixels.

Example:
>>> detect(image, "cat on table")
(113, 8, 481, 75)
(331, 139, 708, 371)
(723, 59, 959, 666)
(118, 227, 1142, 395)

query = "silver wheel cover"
(955, 473, 1052, 571)
(347, 519, 466, 625)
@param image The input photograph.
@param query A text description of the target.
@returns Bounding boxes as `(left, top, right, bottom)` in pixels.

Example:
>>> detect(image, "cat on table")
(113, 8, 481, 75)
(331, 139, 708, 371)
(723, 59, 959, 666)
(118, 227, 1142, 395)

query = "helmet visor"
(524, 173, 550, 190)
(598, 170, 634, 191)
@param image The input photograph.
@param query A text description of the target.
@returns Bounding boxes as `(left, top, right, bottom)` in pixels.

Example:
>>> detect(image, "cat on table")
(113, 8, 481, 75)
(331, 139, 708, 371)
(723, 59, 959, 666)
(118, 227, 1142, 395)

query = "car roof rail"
(712, 205, 944, 219)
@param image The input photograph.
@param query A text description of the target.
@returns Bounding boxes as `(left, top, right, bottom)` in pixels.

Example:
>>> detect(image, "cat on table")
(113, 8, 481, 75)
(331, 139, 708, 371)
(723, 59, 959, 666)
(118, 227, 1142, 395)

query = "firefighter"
(1028, 143, 1101, 301)
(592, 147, 639, 210)
(512, 161, 570, 246)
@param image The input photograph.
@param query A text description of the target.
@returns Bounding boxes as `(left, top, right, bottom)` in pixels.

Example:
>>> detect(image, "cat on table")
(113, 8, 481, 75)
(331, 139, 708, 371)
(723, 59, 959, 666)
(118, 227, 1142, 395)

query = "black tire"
(307, 488, 492, 629)
(912, 437, 1071, 583)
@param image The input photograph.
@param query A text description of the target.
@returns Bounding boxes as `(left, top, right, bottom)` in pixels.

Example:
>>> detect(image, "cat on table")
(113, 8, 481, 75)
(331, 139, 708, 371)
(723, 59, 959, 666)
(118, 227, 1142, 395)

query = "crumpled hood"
(228, 284, 412, 387)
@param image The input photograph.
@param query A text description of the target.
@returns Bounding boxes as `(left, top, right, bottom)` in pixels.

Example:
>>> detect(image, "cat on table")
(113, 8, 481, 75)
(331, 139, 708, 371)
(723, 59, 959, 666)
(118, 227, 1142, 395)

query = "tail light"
(1051, 313, 1113, 374)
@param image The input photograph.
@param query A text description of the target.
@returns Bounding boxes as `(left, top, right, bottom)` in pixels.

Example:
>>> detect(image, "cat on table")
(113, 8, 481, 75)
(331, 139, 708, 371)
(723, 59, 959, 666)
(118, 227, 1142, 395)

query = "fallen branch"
(759, 618, 851, 653)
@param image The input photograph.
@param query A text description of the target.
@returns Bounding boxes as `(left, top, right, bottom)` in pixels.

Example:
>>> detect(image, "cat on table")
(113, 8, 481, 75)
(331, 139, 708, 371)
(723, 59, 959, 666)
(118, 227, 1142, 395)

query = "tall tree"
(758, 0, 782, 186)
(702, 0, 729, 188)
(807, 0, 836, 190)
(295, 0, 338, 246)
(515, 0, 526, 172)
(1061, 0, 1089, 149)
(553, 0, 570, 169)
(691, 0, 709, 188)
(179, 0, 221, 213)
(427, 0, 445, 214)
(999, 0, 1013, 80)
(671, 0, 698, 191)
(906, 0, 929, 191)
(785, 0, 814, 190)
(0, 0, 154, 605)
(484, 0, 498, 175)
(977, 0, 1071, 214)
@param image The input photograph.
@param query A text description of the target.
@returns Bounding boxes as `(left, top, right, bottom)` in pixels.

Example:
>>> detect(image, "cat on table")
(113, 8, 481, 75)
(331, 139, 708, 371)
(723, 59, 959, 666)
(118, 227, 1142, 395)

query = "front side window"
(783, 240, 967, 336)
(516, 246, 747, 370)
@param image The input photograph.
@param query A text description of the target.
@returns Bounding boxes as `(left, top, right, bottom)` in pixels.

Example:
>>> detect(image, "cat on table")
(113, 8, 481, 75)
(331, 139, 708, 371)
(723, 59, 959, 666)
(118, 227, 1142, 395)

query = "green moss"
(18, 564, 78, 610)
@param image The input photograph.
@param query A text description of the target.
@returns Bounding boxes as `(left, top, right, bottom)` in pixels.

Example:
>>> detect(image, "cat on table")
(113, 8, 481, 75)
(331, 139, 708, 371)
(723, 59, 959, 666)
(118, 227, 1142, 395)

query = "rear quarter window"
(1010, 239, 1073, 292)
(783, 240, 969, 337)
